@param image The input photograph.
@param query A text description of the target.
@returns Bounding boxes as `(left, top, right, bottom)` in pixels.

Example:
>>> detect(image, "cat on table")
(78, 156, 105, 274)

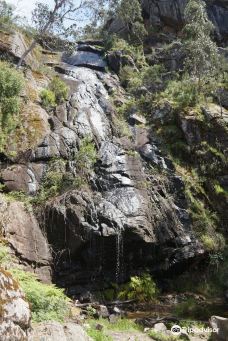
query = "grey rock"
(210, 316, 228, 341)
(63, 50, 106, 71)
(153, 323, 167, 332)
(29, 322, 92, 341)
(0, 194, 52, 282)
(0, 268, 31, 341)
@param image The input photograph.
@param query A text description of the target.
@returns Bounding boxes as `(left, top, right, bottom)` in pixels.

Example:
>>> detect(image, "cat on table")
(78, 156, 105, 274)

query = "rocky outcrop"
(28, 322, 92, 341)
(0, 268, 31, 340)
(36, 48, 204, 294)
(0, 194, 52, 282)
(141, 0, 228, 43)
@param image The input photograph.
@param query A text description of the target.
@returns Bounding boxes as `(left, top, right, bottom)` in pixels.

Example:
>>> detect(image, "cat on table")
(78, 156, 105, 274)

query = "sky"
(6, 0, 53, 22)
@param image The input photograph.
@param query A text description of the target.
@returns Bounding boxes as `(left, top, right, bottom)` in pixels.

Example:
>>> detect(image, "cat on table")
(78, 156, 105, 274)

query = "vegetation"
(148, 330, 181, 341)
(87, 317, 142, 340)
(0, 243, 11, 266)
(183, 0, 219, 80)
(116, 0, 147, 43)
(0, 61, 24, 151)
(11, 268, 69, 323)
(74, 137, 98, 181)
(40, 88, 56, 110)
(40, 76, 69, 110)
(0, 1, 15, 26)
(49, 76, 69, 103)
(118, 273, 158, 302)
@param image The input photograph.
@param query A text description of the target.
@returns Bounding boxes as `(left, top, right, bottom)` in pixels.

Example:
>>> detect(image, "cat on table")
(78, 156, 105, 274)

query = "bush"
(49, 76, 69, 103)
(75, 137, 98, 180)
(10, 269, 69, 322)
(0, 243, 11, 266)
(0, 61, 24, 125)
(162, 78, 202, 110)
(118, 273, 158, 302)
(0, 62, 24, 151)
(40, 89, 56, 110)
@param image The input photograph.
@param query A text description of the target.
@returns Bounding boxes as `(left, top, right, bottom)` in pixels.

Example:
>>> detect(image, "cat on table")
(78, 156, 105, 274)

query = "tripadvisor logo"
(171, 325, 182, 336)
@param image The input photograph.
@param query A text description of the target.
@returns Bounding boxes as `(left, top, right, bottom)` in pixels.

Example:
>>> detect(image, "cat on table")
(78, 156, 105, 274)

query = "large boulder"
(0, 268, 31, 340)
(210, 316, 228, 340)
(0, 194, 52, 282)
(28, 322, 92, 341)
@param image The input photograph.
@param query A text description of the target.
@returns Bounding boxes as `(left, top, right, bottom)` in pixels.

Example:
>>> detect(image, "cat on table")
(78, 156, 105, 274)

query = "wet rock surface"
(36, 46, 205, 293)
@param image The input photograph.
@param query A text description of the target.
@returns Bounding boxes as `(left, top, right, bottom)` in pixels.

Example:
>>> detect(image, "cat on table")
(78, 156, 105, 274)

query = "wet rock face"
(40, 46, 204, 293)
(0, 268, 30, 341)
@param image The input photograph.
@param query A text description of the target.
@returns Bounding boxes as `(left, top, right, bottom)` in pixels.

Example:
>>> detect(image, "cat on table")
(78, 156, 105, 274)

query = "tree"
(183, 0, 219, 81)
(117, 0, 147, 44)
(0, 0, 15, 25)
(17, 0, 108, 67)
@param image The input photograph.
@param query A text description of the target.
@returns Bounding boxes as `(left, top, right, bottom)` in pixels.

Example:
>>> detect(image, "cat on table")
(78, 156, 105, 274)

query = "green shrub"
(40, 89, 56, 110)
(0, 243, 11, 266)
(0, 61, 24, 151)
(34, 158, 67, 202)
(118, 273, 158, 302)
(162, 78, 202, 110)
(49, 76, 69, 103)
(10, 269, 70, 322)
(75, 137, 98, 180)
(0, 61, 24, 126)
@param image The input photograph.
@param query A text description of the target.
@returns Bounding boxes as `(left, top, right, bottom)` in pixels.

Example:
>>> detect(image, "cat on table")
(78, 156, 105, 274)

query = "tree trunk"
(17, 39, 38, 68)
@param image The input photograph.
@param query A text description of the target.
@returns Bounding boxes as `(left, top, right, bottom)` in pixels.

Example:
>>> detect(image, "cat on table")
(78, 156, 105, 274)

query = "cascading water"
(115, 226, 124, 283)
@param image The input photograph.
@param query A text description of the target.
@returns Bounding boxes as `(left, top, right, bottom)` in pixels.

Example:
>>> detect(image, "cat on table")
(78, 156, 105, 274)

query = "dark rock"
(95, 324, 104, 331)
(107, 51, 136, 74)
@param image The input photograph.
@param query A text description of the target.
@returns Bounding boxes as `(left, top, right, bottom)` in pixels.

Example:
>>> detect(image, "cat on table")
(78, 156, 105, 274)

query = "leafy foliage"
(11, 268, 69, 322)
(49, 76, 69, 103)
(75, 137, 98, 180)
(116, 0, 147, 43)
(118, 273, 158, 302)
(183, 0, 219, 80)
(40, 89, 56, 110)
(0, 62, 24, 151)
(0, 243, 11, 266)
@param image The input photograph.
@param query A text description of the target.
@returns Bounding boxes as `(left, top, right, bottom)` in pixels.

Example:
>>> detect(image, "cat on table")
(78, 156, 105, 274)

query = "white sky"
(6, 0, 54, 22)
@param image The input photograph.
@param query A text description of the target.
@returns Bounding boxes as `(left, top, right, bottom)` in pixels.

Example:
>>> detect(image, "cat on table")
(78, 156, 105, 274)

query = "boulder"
(62, 49, 107, 71)
(1, 163, 45, 194)
(0, 268, 31, 340)
(0, 30, 40, 68)
(28, 322, 92, 341)
(107, 51, 136, 74)
(210, 316, 228, 340)
(0, 194, 52, 282)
